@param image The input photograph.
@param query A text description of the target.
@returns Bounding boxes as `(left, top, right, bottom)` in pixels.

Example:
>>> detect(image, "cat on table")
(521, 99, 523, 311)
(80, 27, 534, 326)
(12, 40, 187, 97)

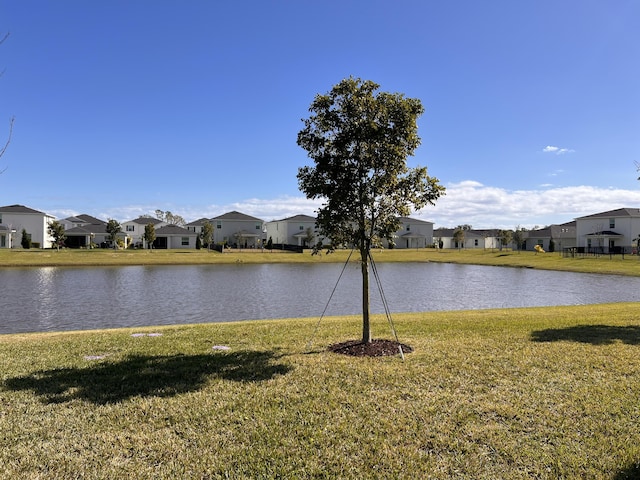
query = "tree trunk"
(361, 250, 371, 344)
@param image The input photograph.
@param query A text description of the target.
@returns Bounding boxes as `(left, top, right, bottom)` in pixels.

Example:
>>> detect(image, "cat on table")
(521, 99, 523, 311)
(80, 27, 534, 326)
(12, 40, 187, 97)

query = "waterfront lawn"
(2, 247, 640, 277)
(1, 304, 640, 479)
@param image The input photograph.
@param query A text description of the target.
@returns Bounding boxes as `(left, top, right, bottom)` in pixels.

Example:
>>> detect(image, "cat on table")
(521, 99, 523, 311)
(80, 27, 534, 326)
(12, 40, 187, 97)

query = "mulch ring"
(328, 339, 414, 357)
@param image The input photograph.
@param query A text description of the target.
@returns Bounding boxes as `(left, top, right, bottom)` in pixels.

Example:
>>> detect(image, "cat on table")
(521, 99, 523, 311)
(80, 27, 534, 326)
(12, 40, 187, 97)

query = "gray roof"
(576, 208, 640, 219)
(398, 216, 433, 225)
(76, 214, 107, 225)
(0, 204, 49, 215)
(185, 217, 211, 226)
(64, 224, 108, 235)
(276, 214, 316, 222)
(211, 211, 263, 222)
(155, 225, 194, 235)
(127, 216, 164, 225)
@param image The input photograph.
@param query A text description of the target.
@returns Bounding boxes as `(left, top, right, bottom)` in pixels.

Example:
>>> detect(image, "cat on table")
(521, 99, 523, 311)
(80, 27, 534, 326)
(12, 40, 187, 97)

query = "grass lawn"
(1, 305, 640, 479)
(2, 247, 640, 277)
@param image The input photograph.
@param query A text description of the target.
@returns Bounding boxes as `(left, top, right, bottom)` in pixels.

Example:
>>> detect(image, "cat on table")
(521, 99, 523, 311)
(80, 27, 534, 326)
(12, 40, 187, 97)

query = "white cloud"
(53, 183, 640, 232)
(416, 181, 640, 229)
(543, 145, 574, 155)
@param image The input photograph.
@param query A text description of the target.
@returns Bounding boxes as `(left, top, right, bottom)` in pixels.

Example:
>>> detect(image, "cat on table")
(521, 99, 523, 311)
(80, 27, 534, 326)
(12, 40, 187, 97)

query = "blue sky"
(1, 1, 639, 229)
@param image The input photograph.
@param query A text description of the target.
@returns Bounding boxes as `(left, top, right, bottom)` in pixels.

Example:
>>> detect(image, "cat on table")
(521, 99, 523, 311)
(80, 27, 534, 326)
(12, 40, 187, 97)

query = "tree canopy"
(297, 77, 444, 343)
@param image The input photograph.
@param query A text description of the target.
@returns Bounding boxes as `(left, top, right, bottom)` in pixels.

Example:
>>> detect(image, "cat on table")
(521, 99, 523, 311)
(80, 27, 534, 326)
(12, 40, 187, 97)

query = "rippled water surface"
(2, 263, 640, 334)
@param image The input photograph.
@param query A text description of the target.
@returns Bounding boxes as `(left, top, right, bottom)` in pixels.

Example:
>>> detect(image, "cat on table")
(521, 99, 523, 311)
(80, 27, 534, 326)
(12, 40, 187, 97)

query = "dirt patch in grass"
(328, 339, 413, 357)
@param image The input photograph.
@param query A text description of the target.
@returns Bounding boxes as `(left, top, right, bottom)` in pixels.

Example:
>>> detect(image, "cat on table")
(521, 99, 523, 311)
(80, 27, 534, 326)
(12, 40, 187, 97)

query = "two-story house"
(0, 204, 55, 248)
(211, 211, 264, 248)
(575, 208, 640, 253)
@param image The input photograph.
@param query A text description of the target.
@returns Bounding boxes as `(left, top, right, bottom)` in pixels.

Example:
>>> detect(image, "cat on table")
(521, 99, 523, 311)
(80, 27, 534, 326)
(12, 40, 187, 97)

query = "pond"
(2, 262, 640, 334)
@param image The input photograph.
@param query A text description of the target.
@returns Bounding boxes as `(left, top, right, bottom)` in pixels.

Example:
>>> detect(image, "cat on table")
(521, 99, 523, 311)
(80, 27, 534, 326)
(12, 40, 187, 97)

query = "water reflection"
(1, 263, 640, 334)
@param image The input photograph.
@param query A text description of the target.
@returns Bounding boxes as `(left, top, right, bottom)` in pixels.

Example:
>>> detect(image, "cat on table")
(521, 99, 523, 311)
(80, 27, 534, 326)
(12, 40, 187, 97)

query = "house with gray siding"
(211, 211, 264, 248)
(0, 204, 55, 248)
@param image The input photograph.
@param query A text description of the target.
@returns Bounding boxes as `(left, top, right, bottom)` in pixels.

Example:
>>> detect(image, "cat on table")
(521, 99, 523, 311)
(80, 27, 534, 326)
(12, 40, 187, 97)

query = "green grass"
(2, 305, 640, 479)
(2, 247, 640, 277)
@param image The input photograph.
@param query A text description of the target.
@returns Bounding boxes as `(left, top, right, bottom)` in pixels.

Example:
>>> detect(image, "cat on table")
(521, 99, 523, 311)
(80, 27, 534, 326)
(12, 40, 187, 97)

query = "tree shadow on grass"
(531, 325, 640, 345)
(614, 461, 640, 480)
(3, 350, 291, 405)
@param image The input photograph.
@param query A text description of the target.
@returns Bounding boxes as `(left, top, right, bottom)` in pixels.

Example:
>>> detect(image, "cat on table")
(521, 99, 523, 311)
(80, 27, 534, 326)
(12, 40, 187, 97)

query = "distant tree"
(143, 222, 156, 250)
(196, 235, 202, 249)
(498, 229, 513, 251)
(297, 77, 444, 344)
(20, 228, 31, 249)
(201, 221, 213, 248)
(153, 209, 185, 226)
(453, 227, 465, 249)
(266, 236, 273, 251)
(47, 220, 66, 251)
(106, 219, 122, 249)
(513, 226, 525, 252)
(304, 227, 315, 249)
(548, 237, 555, 253)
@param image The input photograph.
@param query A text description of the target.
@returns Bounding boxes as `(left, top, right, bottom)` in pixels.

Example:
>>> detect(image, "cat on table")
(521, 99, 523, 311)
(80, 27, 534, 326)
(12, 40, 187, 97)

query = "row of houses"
(2, 203, 640, 253)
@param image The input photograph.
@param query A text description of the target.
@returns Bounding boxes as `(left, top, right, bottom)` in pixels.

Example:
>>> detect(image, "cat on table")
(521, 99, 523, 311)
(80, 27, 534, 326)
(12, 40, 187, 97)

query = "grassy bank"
(2, 247, 640, 277)
(1, 305, 640, 478)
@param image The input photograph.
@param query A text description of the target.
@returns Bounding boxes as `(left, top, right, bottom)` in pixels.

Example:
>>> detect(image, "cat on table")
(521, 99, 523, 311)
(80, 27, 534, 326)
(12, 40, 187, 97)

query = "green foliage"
(143, 223, 156, 249)
(201, 221, 213, 248)
(266, 236, 273, 250)
(453, 227, 465, 249)
(196, 235, 202, 250)
(47, 220, 66, 251)
(297, 77, 445, 252)
(548, 237, 556, 253)
(297, 77, 445, 342)
(20, 228, 31, 249)
(105, 219, 122, 246)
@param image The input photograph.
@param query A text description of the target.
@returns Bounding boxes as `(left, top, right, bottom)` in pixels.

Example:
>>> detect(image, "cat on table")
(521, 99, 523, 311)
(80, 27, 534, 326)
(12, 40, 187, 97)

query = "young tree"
(20, 228, 31, 249)
(513, 226, 525, 252)
(297, 77, 444, 344)
(453, 226, 465, 249)
(47, 220, 66, 251)
(143, 222, 156, 249)
(201, 221, 213, 249)
(106, 219, 121, 249)
(498, 229, 513, 251)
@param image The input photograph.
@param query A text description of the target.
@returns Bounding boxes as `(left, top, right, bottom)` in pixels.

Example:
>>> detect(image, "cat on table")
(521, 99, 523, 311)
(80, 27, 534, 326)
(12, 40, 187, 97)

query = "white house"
(121, 216, 167, 248)
(264, 214, 319, 247)
(185, 217, 212, 235)
(575, 208, 640, 253)
(433, 228, 501, 249)
(153, 224, 197, 249)
(61, 214, 111, 248)
(524, 221, 577, 252)
(0, 204, 55, 248)
(388, 217, 434, 249)
(211, 211, 264, 248)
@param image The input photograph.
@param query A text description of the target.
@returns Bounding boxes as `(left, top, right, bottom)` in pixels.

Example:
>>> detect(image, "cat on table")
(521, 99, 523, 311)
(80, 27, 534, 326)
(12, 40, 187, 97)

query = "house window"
(256, 224, 261, 230)
(181, 237, 189, 246)
(126, 225, 135, 232)
(610, 218, 615, 229)
(0, 214, 2, 223)
(406, 225, 411, 231)
(299, 225, 304, 230)
(474, 239, 478, 246)
(0, 234, 5, 247)
(216, 222, 222, 229)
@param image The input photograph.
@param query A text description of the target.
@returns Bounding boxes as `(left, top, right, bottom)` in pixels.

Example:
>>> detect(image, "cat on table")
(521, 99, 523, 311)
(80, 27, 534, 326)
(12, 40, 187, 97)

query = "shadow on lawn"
(3, 350, 291, 405)
(531, 325, 640, 345)
(614, 461, 640, 480)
